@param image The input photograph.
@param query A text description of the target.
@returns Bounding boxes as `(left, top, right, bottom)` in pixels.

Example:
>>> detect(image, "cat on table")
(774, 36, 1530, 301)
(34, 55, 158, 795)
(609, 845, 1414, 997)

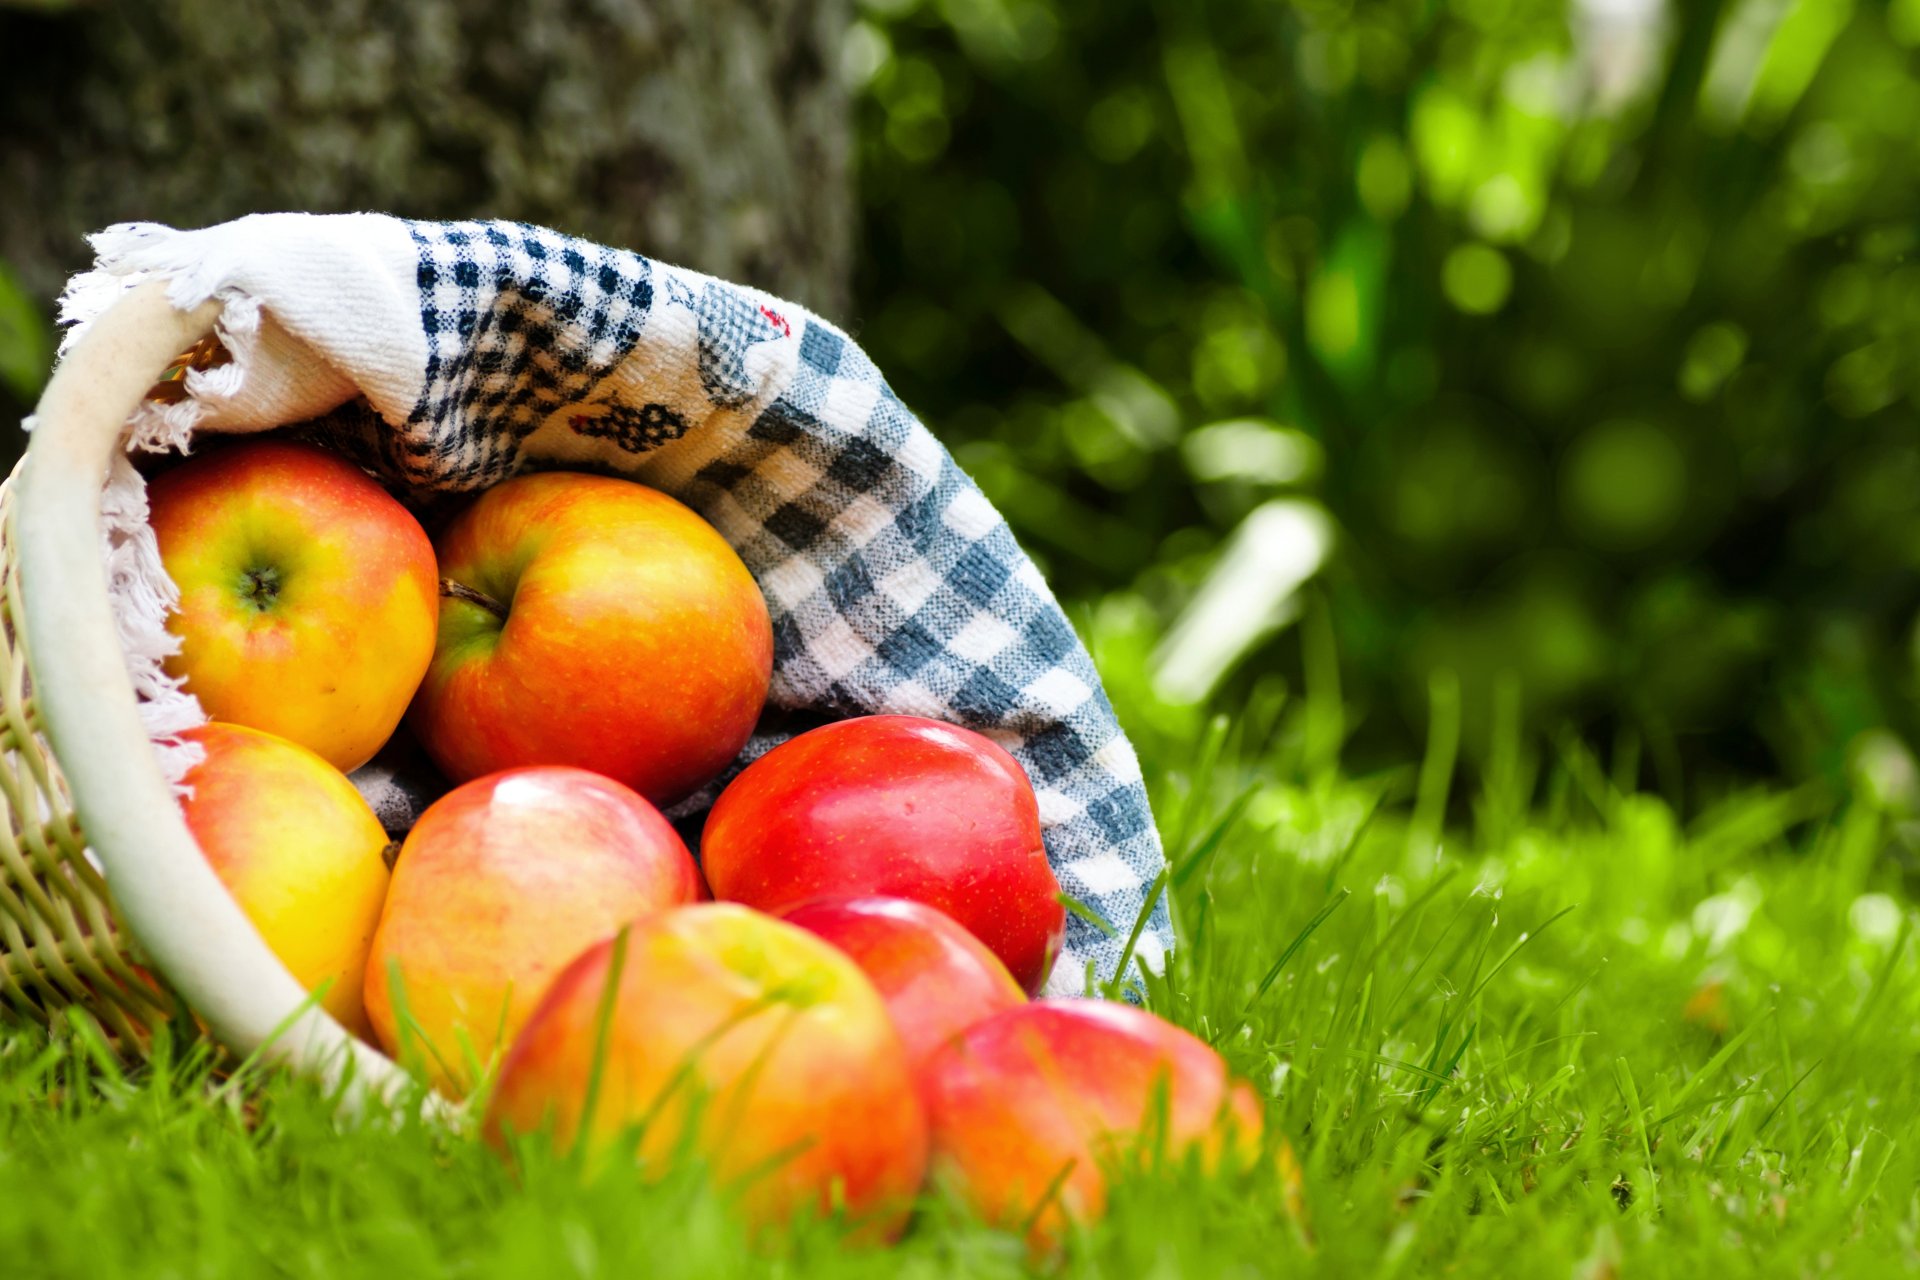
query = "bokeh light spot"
(1442, 243, 1512, 314)
(1561, 419, 1687, 550)
(1357, 135, 1412, 221)
(1679, 322, 1749, 402)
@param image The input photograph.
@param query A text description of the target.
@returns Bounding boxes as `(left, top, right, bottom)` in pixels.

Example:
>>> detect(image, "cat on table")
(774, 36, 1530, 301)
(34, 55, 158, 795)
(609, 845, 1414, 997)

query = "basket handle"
(17, 280, 414, 1108)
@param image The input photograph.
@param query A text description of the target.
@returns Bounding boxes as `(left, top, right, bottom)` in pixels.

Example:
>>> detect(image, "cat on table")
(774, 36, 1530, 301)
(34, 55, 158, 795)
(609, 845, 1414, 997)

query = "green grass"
(8, 695, 1920, 1277)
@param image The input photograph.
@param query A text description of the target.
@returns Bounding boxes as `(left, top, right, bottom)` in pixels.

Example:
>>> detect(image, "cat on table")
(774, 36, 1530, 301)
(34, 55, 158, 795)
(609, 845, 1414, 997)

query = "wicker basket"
(0, 281, 408, 1104)
(0, 477, 177, 1045)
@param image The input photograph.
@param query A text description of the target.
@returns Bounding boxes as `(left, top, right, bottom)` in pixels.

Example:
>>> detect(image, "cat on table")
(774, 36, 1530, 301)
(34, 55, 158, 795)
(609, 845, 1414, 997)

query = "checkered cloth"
(57, 213, 1171, 996)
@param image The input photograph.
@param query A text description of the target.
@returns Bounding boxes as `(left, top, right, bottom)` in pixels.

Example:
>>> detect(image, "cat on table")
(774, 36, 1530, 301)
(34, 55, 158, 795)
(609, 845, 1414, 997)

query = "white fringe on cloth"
(44, 216, 406, 789)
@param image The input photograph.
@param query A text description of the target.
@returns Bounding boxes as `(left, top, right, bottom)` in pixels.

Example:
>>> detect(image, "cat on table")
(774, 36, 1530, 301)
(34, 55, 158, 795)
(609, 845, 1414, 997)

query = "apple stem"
(439, 577, 507, 620)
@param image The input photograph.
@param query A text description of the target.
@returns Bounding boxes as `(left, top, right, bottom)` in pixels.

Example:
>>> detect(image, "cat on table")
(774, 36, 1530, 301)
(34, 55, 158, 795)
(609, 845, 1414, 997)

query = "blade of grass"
(1244, 888, 1351, 1014)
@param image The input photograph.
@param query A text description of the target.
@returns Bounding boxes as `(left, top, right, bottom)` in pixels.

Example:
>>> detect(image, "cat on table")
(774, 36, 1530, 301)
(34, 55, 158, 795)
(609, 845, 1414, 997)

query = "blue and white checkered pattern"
(400, 220, 657, 487)
(68, 213, 1171, 995)
(668, 319, 1172, 993)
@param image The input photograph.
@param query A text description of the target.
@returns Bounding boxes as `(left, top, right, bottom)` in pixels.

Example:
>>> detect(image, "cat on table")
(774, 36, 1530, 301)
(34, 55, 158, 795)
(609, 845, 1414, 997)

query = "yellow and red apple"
(407, 472, 772, 809)
(364, 765, 705, 1096)
(177, 721, 392, 1038)
(920, 1000, 1264, 1250)
(777, 896, 1025, 1082)
(485, 903, 928, 1240)
(148, 439, 439, 772)
(702, 716, 1066, 993)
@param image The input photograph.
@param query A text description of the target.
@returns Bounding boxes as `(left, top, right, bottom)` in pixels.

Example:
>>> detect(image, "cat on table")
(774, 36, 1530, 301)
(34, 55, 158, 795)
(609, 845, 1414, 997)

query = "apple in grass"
(407, 472, 773, 809)
(702, 716, 1066, 994)
(148, 438, 438, 773)
(777, 896, 1024, 1080)
(364, 765, 705, 1097)
(920, 1000, 1265, 1252)
(176, 722, 391, 1038)
(484, 904, 928, 1240)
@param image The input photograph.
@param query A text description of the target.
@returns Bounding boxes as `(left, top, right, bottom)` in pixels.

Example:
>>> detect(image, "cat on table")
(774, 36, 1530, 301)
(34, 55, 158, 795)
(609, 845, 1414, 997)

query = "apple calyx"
(440, 577, 507, 621)
(240, 566, 281, 612)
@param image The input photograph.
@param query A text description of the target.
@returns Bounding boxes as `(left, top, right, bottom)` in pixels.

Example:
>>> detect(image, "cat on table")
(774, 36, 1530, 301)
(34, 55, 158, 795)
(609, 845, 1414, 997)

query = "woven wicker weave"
(0, 475, 180, 1045)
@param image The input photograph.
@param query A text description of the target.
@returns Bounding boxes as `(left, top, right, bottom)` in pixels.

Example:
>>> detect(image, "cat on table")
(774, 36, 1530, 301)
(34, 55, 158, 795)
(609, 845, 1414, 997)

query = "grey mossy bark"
(0, 0, 854, 320)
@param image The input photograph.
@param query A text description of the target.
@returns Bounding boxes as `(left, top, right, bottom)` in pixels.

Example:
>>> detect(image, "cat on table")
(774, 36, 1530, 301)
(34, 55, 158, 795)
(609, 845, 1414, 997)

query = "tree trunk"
(0, 0, 853, 320)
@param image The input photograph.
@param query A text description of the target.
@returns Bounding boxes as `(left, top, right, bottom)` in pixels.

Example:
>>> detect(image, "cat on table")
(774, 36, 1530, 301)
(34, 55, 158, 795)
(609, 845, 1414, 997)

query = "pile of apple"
(145, 438, 1263, 1246)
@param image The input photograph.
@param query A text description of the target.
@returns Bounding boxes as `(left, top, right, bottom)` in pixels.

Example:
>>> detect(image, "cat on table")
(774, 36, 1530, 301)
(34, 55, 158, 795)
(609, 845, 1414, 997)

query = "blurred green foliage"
(852, 0, 1920, 809)
(0, 261, 50, 412)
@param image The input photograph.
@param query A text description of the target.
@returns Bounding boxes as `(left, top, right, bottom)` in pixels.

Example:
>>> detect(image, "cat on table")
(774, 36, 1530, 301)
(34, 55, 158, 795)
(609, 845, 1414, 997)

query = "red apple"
(148, 438, 439, 772)
(408, 471, 772, 808)
(177, 722, 391, 1038)
(702, 716, 1065, 993)
(777, 896, 1024, 1080)
(364, 765, 705, 1097)
(484, 903, 929, 1239)
(920, 1000, 1264, 1251)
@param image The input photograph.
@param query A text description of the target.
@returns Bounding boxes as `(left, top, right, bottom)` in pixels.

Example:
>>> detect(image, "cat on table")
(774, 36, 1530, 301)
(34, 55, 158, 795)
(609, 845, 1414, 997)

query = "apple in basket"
(407, 471, 773, 809)
(920, 1000, 1265, 1252)
(777, 896, 1025, 1081)
(147, 439, 439, 773)
(176, 722, 391, 1038)
(701, 716, 1066, 994)
(364, 765, 705, 1097)
(485, 904, 928, 1241)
